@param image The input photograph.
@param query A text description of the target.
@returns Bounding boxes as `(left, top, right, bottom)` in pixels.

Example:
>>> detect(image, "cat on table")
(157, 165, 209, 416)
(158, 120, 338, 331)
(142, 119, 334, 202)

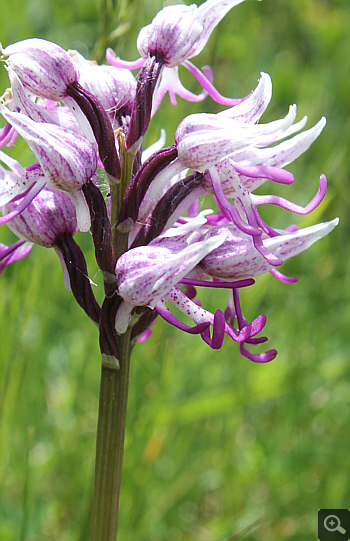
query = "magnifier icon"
(324, 515, 346, 534)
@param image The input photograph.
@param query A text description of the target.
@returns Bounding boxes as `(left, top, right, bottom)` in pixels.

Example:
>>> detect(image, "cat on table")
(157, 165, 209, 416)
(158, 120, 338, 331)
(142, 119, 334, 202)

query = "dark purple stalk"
(82, 180, 115, 281)
(118, 145, 177, 226)
(56, 234, 101, 325)
(126, 54, 165, 153)
(66, 82, 120, 179)
(131, 171, 204, 248)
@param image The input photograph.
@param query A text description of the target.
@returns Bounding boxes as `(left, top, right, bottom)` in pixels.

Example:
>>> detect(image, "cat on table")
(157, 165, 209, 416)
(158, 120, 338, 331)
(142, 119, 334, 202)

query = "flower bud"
(5, 187, 77, 247)
(2, 38, 78, 100)
(0, 107, 97, 193)
(137, 0, 245, 68)
(116, 233, 226, 309)
(70, 50, 136, 121)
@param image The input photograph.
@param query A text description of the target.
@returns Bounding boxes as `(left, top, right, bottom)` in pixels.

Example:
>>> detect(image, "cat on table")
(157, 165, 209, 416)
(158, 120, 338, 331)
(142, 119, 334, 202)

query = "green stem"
(89, 90, 137, 540)
(89, 329, 132, 541)
(111, 132, 135, 259)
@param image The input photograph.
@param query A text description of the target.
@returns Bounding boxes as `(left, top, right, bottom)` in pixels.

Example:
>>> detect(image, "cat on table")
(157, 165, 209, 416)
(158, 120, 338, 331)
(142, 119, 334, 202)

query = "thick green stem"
(89, 103, 136, 540)
(89, 330, 132, 541)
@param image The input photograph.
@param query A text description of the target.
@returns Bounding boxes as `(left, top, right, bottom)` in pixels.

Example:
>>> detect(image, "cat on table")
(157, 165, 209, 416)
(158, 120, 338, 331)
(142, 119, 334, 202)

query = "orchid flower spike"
(0, 4, 339, 364)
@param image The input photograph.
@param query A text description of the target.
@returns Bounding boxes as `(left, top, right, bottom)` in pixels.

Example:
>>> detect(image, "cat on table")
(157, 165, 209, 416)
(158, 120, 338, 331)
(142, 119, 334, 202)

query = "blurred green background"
(0, 0, 349, 539)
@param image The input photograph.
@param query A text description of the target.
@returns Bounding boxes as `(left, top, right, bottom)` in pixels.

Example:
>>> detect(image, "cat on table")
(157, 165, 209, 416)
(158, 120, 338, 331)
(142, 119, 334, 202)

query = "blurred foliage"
(0, 0, 349, 540)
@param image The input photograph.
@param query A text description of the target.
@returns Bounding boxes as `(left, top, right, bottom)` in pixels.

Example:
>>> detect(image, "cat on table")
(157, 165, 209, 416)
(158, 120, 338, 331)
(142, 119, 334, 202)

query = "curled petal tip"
(240, 343, 278, 363)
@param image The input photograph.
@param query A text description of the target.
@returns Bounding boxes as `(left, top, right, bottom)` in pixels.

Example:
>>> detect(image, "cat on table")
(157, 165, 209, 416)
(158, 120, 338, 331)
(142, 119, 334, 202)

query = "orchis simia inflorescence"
(0, 12, 337, 361)
(0, 0, 338, 536)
